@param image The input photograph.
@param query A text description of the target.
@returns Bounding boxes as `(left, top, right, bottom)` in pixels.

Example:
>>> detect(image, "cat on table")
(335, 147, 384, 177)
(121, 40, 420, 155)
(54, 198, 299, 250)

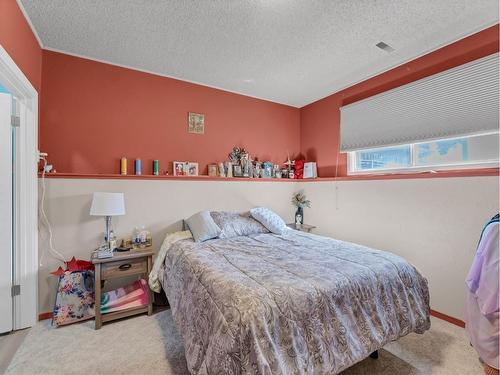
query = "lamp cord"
(39, 157, 66, 265)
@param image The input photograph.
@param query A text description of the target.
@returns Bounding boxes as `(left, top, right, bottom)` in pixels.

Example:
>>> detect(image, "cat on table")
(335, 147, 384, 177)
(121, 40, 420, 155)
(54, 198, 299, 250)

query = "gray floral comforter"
(161, 230, 430, 374)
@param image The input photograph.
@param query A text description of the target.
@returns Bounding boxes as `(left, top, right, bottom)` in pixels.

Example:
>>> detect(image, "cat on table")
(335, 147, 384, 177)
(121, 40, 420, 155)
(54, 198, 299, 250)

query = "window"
(348, 133, 499, 174)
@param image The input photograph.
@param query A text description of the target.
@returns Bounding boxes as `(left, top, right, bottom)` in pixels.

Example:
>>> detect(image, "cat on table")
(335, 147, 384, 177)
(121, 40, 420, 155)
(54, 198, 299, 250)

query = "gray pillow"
(185, 211, 222, 242)
(210, 211, 269, 239)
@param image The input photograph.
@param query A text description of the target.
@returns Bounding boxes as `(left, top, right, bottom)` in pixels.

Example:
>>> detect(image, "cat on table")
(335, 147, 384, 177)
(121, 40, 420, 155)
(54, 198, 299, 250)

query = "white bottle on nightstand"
(109, 230, 117, 251)
(133, 227, 140, 245)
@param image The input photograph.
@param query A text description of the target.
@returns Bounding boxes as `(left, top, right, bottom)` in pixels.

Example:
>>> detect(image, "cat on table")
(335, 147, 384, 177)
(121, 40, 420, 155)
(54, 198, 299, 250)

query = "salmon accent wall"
(7, 2, 497, 178)
(300, 24, 500, 177)
(0, 0, 42, 92)
(40, 51, 300, 175)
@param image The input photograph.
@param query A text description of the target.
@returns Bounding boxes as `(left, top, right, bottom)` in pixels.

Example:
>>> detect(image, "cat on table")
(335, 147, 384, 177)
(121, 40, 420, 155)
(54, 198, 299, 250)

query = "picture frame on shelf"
(233, 165, 243, 177)
(208, 164, 218, 177)
(173, 161, 188, 176)
(262, 162, 273, 178)
(187, 162, 199, 176)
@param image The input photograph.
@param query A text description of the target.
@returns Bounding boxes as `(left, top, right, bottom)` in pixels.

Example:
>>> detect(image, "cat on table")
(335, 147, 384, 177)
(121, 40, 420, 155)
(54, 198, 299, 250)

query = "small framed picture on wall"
(188, 112, 205, 134)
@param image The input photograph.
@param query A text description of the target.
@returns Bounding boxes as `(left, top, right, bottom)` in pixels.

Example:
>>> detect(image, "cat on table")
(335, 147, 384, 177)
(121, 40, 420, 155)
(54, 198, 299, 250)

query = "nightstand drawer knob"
(118, 263, 132, 271)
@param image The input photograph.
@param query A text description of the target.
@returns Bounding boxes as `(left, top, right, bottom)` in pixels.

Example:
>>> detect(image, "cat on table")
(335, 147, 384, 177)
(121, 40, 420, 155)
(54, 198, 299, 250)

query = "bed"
(158, 220, 430, 374)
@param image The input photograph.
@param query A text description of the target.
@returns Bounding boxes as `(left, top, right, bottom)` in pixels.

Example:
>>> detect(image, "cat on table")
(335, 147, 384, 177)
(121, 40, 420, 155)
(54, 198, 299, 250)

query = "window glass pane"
(350, 133, 499, 174)
(466, 133, 499, 162)
(416, 138, 467, 165)
(415, 133, 498, 166)
(355, 145, 411, 170)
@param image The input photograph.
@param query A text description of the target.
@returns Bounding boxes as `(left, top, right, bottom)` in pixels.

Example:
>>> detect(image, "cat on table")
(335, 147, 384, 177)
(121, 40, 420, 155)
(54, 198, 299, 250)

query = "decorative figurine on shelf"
(241, 152, 251, 177)
(228, 146, 258, 178)
(248, 161, 254, 178)
(218, 162, 226, 177)
(273, 164, 281, 178)
(228, 146, 246, 164)
(225, 161, 233, 177)
(228, 146, 245, 178)
(284, 153, 295, 179)
(294, 160, 305, 179)
(291, 190, 311, 225)
(253, 162, 261, 178)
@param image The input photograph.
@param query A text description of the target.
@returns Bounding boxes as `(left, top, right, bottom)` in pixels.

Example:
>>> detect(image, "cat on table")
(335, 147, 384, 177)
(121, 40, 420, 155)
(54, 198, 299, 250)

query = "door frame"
(0, 44, 38, 329)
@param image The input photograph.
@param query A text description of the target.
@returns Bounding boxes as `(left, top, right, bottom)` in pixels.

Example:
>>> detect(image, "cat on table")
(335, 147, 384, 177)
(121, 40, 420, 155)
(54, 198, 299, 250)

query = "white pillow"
(250, 207, 286, 235)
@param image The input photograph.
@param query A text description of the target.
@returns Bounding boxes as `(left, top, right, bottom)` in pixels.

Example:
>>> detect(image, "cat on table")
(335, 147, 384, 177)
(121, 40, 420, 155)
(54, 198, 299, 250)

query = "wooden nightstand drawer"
(92, 247, 154, 329)
(101, 258, 147, 279)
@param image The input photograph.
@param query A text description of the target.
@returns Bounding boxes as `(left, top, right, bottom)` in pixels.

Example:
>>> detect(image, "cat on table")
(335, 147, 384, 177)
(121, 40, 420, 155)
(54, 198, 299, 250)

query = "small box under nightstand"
(91, 247, 153, 330)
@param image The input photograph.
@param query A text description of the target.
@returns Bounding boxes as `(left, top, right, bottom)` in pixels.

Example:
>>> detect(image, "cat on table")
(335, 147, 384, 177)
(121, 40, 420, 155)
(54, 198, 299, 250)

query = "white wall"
(300, 176, 499, 320)
(38, 178, 297, 313)
(38, 176, 499, 320)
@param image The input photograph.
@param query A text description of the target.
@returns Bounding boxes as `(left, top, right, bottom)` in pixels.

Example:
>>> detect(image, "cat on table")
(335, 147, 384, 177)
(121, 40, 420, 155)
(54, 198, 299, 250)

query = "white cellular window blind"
(340, 53, 499, 152)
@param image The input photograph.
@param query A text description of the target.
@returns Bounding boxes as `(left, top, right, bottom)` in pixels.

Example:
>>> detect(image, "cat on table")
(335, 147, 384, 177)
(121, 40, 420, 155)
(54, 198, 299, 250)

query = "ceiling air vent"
(376, 41, 395, 53)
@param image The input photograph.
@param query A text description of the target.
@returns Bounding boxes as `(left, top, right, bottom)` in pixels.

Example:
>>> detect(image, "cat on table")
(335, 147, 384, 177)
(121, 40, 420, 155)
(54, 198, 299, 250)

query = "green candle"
(153, 160, 159, 175)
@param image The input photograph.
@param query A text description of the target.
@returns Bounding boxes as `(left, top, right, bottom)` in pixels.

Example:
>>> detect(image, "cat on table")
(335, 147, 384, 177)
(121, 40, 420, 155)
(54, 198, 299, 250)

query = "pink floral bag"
(53, 270, 95, 326)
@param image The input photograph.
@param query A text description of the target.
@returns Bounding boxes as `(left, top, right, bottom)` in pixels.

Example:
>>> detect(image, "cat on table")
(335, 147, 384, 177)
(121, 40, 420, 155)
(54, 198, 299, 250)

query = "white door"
(0, 90, 13, 333)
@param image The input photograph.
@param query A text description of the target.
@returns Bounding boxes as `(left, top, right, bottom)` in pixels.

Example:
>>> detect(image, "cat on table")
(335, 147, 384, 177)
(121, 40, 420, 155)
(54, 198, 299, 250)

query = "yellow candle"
(120, 157, 127, 175)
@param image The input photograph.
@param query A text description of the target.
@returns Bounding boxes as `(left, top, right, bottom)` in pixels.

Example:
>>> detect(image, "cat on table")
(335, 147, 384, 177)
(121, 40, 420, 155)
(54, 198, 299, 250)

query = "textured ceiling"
(19, 0, 499, 107)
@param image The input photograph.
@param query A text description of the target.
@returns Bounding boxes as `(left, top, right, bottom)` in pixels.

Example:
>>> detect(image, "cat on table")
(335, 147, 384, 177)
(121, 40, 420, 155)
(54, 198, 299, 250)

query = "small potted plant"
(291, 190, 311, 225)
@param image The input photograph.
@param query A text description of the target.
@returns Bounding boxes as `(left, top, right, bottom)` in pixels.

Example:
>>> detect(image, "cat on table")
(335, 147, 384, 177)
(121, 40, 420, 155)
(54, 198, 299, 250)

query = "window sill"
(341, 167, 499, 181)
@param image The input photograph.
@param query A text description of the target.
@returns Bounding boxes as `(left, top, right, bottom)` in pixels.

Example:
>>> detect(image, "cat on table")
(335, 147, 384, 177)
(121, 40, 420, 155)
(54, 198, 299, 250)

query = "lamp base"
(96, 248, 113, 259)
(105, 216, 112, 243)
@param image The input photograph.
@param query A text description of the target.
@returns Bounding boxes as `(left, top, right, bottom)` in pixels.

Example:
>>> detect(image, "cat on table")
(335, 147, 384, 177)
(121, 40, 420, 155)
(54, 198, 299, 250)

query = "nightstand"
(91, 247, 153, 330)
(287, 223, 316, 233)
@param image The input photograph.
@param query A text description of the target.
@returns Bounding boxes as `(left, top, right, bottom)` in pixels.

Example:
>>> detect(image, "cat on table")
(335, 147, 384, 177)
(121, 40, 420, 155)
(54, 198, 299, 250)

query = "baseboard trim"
(38, 312, 52, 321)
(430, 309, 465, 328)
(38, 309, 465, 327)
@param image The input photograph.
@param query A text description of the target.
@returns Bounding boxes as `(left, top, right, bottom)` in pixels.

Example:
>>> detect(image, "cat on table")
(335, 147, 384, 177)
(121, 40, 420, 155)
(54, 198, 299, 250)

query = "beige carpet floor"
(6, 312, 483, 375)
(0, 329, 29, 374)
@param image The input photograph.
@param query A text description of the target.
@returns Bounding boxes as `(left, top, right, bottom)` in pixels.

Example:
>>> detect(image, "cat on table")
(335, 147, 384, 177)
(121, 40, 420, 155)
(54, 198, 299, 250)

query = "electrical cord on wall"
(39, 154, 66, 265)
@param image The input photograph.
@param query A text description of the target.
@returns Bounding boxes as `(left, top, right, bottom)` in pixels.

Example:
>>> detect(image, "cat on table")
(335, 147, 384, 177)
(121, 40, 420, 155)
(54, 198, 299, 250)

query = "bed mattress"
(161, 230, 430, 374)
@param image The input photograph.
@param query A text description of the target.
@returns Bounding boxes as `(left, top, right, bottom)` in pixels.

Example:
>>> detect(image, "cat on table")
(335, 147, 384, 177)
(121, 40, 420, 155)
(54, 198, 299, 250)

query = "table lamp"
(90, 192, 125, 249)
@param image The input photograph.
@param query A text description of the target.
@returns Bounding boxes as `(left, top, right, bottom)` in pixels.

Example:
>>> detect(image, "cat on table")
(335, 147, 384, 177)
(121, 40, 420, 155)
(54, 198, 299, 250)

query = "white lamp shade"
(90, 192, 125, 216)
